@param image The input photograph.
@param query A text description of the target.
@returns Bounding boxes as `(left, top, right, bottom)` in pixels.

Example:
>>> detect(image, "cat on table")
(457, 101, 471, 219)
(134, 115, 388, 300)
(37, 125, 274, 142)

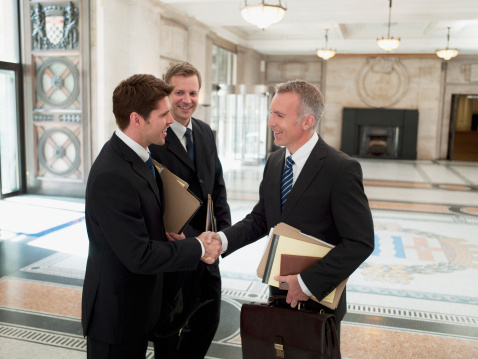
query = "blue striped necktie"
(280, 156, 295, 210)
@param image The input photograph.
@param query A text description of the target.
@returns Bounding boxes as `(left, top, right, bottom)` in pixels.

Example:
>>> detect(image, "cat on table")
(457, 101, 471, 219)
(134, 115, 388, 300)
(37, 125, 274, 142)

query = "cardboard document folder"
(257, 222, 348, 310)
(205, 194, 217, 232)
(154, 161, 201, 234)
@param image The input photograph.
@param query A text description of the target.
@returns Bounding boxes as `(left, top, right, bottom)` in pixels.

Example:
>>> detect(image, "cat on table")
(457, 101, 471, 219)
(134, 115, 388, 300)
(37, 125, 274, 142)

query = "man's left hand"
(274, 275, 309, 308)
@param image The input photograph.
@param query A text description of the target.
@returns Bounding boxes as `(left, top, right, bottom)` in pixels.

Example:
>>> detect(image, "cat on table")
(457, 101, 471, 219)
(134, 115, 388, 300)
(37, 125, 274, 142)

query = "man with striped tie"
(216, 80, 374, 340)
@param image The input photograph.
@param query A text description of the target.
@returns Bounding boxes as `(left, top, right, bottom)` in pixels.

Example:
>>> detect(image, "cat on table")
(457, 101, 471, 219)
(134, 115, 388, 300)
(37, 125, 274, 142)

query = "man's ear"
(302, 114, 315, 131)
(130, 112, 142, 127)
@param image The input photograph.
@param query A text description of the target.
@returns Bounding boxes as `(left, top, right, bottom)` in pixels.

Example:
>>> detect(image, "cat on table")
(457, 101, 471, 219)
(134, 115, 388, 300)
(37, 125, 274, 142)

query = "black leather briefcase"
(240, 296, 341, 359)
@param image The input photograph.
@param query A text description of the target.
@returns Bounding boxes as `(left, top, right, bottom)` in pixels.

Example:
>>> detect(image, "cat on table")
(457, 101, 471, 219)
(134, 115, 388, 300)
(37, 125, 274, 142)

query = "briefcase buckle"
(274, 343, 284, 358)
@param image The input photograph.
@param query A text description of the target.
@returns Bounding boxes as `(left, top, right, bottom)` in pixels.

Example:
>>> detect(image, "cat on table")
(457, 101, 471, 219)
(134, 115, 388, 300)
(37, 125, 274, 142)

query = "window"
(0, 0, 24, 197)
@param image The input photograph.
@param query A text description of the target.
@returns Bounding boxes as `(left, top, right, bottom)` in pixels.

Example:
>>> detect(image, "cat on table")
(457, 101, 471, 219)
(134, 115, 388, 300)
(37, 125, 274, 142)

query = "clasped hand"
(198, 231, 222, 264)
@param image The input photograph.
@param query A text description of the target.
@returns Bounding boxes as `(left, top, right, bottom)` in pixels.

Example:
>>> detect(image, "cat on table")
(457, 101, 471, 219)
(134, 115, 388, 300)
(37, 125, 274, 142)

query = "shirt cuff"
(218, 231, 228, 253)
(297, 274, 313, 296)
(195, 238, 205, 258)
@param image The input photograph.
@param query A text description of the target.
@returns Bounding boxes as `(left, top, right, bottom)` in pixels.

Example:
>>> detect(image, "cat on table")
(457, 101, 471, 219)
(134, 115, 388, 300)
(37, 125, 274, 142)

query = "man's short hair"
(113, 74, 174, 130)
(163, 62, 202, 89)
(275, 80, 325, 131)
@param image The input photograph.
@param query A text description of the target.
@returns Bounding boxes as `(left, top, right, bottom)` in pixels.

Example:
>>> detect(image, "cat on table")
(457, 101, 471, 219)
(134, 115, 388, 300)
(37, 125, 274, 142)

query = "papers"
(154, 161, 202, 234)
(257, 222, 347, 310)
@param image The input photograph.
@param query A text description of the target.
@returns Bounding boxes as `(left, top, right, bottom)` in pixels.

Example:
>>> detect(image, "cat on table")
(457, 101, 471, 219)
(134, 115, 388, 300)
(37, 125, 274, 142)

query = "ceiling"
(160, 0, 478, 57)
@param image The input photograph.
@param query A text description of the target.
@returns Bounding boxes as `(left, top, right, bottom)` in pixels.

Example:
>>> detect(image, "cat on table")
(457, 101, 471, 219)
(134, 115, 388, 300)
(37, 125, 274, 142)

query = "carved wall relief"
(30, 2, 79, 51)
(356, 57, 409, 108)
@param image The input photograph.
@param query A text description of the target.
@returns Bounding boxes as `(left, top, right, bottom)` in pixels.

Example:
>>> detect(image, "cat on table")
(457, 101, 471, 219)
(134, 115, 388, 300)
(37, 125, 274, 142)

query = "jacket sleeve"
(300, 159, 374, 301)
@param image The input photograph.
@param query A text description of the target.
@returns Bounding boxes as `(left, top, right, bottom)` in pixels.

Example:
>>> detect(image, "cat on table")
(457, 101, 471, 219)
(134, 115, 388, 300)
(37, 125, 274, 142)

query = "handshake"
(198, 231, 222, 264)
(166, 231, 222, 265)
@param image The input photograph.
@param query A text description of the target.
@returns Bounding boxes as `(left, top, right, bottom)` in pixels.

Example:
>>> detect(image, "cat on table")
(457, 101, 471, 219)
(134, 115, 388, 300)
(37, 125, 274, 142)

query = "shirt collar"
(285, 132, 319, 170)
(115, 128, 150, 162)
(170, 119, 193, 140)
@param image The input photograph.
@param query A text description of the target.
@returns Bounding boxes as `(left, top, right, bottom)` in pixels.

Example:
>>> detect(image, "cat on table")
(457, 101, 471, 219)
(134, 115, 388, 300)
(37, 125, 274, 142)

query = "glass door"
(0, 64, 24, 198)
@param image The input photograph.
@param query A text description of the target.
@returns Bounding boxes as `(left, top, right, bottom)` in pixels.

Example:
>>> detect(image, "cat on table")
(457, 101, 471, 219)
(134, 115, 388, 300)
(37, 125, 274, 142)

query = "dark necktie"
(280, 156, 295, 210)
(146, 154, 156, 179)
(184, 128, 195, 163)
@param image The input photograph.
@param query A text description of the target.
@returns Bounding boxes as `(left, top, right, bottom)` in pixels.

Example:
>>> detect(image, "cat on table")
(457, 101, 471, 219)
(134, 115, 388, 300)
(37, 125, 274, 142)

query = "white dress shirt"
(170, 119, 194, 151)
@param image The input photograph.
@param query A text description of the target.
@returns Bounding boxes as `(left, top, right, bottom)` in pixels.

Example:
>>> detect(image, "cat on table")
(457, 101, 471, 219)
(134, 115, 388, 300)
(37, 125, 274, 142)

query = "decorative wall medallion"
(31, 2, 79, 50)
(356, 57, 409, 108)
(35, 57, 80, 109)
(37, 126, 81, 177)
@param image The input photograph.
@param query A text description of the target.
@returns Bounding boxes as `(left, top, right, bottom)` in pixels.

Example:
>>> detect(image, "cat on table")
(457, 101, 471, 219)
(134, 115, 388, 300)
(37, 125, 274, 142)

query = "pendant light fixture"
(377, 0, 400, 51)
(240, 0, 287, 30)
(436, 27, 459, 60)
(316, 29, 336, 60)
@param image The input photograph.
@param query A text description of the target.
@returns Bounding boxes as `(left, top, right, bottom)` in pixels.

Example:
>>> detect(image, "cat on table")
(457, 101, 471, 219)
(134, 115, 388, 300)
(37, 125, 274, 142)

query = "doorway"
(448, 94, 478, 161)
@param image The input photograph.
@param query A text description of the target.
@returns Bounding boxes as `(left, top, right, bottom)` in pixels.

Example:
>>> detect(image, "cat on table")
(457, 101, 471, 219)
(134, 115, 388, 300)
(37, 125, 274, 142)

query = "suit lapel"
(268, 148, 286, 221)
(165, 127, 195, 171)
(111, 134, 161, 206)
(280, 138, 328, 219)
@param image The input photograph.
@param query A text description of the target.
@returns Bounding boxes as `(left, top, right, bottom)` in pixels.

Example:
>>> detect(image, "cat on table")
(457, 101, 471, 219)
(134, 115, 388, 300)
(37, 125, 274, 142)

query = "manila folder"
(154, 161, 201, 234)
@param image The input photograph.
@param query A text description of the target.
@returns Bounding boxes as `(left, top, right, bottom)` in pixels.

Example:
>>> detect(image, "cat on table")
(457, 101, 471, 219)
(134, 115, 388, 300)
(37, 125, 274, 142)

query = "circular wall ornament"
(356, 57, 408, 108)
(38, 127, 81, 176)
(35, 57, 79, 108)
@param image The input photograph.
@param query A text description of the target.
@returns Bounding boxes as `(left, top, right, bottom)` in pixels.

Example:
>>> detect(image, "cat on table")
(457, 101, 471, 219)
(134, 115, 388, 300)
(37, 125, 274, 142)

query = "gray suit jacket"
(223, 136, 374, 320)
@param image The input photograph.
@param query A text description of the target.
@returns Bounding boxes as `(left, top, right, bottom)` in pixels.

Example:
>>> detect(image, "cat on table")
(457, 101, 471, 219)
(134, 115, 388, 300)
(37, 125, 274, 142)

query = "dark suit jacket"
(149, 118, 231, 334)
(81, 133, 202, 344)
(222, 136, 374, 321)
(149, 117, 231, 237)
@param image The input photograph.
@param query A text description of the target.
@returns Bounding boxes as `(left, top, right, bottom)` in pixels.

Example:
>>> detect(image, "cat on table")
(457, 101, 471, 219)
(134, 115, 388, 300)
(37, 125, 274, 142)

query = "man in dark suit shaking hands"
(81, 74, 222, 358)
(216, 80, 374, 339)
(150, 63, 231, 359)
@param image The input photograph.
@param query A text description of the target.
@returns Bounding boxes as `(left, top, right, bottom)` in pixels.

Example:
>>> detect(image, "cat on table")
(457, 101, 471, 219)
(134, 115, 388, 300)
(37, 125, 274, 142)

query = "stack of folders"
(153, 161, 201, 234)
(257, 223, 348, 310)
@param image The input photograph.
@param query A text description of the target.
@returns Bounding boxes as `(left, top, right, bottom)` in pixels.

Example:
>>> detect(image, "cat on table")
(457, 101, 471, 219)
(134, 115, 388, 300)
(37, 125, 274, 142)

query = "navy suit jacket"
(222, 136, 374, 321)
(81, 133, 202, 344)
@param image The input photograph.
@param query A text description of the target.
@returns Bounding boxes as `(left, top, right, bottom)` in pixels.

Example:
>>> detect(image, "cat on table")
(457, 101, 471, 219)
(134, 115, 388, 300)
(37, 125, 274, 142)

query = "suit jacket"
(149, 117, 231, 237)
(81, 133, 202, 344)
(149, 118, 231, 333)
(222, 136, 374, 321)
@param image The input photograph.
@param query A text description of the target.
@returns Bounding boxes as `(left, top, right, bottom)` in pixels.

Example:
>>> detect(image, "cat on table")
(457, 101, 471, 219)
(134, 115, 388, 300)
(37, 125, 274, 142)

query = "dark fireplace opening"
(359, 125, 399, 157)
(341, 108, 418, 160)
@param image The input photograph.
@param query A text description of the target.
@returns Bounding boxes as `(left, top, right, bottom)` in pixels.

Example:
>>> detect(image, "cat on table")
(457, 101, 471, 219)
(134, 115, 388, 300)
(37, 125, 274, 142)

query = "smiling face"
(141, 97, 174, 147)
(168, 75, 200, 126)
(268, 91, 314, 154)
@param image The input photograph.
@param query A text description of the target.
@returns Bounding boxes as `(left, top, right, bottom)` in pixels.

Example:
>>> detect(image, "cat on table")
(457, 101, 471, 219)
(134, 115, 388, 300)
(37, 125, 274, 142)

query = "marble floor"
(1, 158, 478, 358)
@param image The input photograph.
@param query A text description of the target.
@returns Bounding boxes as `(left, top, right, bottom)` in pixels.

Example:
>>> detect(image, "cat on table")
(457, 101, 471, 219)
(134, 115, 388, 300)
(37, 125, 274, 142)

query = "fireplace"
(341, 108, 418, 159)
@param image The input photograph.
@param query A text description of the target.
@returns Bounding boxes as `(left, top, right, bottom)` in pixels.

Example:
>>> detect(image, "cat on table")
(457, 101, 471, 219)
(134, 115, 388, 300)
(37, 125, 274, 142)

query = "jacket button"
(199, 179, 204, 184)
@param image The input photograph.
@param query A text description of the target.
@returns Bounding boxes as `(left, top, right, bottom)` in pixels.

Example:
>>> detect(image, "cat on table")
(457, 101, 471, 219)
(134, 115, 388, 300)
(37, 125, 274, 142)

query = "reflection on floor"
(1, 159, 478, 358)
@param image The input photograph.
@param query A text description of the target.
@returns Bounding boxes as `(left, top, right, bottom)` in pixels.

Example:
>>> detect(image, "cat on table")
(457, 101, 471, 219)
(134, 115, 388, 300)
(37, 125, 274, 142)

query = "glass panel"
(0, 0, 19, 63)
(0, 70, 21, 194)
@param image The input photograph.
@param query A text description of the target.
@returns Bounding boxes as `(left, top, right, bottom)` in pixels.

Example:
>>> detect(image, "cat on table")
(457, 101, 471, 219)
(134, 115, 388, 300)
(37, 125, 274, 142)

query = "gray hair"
(274, 80, 325, 131)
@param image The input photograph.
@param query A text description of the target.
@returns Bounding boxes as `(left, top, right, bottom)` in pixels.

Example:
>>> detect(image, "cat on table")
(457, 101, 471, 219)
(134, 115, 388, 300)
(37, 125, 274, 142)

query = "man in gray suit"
(215, 80, 374, 339)
(82, 74, 221, 358)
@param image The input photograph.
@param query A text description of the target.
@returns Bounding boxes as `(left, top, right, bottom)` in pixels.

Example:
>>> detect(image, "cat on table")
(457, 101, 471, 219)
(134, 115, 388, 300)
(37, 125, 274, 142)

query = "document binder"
(154, 161, 201, 234)
(257, 223, 347, 310)
(205, 194, 217, 232)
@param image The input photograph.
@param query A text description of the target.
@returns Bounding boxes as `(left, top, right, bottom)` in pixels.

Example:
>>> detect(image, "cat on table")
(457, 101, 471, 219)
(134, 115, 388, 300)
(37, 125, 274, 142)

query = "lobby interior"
(1, 0, 478, 358)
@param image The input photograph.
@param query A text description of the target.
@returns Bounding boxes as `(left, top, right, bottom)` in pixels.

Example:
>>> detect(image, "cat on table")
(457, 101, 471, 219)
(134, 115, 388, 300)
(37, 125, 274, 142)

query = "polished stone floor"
(1, 158, 477, 358)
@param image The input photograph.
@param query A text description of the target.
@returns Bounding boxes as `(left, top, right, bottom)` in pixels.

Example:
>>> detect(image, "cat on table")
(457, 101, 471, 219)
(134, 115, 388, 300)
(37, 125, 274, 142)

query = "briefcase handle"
(267, 295, 318, 312)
